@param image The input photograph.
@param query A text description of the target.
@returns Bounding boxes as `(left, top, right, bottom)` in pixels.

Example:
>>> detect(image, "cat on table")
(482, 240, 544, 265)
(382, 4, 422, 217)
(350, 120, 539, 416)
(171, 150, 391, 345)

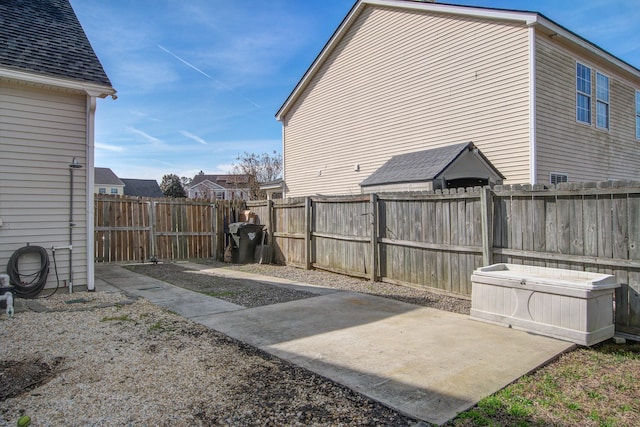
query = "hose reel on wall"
(5, 244, 57, 299)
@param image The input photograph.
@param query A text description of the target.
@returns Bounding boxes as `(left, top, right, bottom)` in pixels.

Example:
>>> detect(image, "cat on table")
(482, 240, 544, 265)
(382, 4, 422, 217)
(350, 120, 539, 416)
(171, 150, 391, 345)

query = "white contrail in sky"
(180, 130, 208, 145)
(158, 45, 213, 80)
(158, 44, 262, 110)
(127, 126, 163, 145)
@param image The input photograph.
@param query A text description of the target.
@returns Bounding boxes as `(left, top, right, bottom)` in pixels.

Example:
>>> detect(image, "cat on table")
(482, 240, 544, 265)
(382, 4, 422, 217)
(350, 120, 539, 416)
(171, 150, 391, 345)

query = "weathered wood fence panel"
(378, 191, 484, 294)
(311, 196, 372, 278)
(271, 197, 307, 268)
(153, 199, 215, 260)
(95, 195, 221, 263)
(95, 196, 152, 262)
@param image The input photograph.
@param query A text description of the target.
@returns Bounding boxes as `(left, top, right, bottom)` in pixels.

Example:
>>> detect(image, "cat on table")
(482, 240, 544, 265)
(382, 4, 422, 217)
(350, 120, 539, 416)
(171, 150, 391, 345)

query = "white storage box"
(470, 264, 619, 346)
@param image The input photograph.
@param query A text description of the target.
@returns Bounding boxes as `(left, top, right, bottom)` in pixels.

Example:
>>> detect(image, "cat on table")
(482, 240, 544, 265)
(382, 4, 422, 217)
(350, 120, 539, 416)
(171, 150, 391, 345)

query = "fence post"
(211, 202, 218, 260)
(266, 199, 273, 248)
(148, 201, 156, 259)
(304, 197, 312, 270)
(480, 187, 493, 267)
(370, 193, 378, 282)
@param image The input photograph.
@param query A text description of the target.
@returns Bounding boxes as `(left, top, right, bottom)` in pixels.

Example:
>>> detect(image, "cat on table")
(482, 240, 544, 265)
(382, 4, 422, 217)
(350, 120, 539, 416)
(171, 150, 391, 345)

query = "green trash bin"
(228, 223, 264, 263)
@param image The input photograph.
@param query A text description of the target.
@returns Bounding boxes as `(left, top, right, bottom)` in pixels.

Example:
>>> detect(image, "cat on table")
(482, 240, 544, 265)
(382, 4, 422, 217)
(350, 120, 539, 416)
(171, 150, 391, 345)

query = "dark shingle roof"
(121, 179, 164, 198)
(360, 142, 476, 187)
(0, 0, 112, 86)
(95, 167, 124, 186)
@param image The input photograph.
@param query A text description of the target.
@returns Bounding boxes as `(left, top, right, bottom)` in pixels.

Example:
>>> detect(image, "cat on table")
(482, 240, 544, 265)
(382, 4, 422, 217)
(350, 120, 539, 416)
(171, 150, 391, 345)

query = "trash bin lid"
(228, 222, 247, 234)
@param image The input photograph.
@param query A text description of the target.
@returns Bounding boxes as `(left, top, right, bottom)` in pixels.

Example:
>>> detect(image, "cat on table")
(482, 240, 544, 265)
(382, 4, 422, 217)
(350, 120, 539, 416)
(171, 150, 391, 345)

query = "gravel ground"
(1, 262, 463, 427)
(1, 292, 418, 426)
(126, 260, 471, 315)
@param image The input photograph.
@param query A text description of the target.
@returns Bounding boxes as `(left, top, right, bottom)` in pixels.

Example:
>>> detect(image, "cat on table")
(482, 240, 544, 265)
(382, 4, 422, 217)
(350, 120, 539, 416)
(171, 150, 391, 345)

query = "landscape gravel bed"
(190, 260, 471, 315)
(125, 262, 319, 308)
(1, 293, 417, 426)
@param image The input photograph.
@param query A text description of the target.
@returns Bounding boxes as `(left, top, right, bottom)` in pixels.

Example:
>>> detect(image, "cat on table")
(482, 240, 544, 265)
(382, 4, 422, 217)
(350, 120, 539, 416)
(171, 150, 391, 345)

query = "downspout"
(69, 158, 82, 293)
(86, 94, 98, 291)
(281, 119, 286, 199)
(528, 25, 537, 184)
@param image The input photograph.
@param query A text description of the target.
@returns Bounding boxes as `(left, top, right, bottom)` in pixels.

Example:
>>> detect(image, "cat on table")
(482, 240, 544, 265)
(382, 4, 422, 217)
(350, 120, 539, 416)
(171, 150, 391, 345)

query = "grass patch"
(448, 340, 640, 427)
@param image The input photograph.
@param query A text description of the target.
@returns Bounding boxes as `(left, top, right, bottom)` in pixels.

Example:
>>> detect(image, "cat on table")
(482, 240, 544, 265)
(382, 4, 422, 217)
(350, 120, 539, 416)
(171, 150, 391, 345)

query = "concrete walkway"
(95, 264, 574, 426)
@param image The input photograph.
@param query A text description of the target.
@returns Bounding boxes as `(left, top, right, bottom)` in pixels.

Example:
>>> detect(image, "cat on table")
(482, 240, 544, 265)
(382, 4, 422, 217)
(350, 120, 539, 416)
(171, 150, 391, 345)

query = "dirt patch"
(0, 358, 63, 401)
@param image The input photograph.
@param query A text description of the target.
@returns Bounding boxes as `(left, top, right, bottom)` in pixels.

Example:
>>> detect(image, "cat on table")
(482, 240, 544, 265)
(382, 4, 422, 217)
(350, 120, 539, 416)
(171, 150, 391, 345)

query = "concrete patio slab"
(96, 264, 575, 425)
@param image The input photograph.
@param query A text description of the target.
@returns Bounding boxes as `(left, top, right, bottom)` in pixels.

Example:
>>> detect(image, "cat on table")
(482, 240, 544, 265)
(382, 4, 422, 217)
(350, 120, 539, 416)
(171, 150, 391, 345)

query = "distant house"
(121, 179, 164, 198)
(276, 0, 640, 197)
(94, 167, 124, 195)
(188, 174, 251, 200)
(260, 179, 285, 200)
(0, 0, 115, 291)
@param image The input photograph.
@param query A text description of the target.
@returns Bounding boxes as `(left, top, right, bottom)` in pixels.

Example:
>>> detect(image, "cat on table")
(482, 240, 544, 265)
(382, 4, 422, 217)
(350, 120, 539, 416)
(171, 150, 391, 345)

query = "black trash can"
(227, 222, 264, 263)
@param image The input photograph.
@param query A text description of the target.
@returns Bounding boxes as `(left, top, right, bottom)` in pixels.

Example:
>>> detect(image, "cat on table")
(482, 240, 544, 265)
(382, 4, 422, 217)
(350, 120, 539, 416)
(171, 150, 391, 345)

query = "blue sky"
(70, 0, 640, 183)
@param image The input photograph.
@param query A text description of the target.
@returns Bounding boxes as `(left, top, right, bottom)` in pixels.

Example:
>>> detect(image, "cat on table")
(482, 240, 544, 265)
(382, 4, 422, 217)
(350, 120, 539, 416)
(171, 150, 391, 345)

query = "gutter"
(0, 68, 116, 98)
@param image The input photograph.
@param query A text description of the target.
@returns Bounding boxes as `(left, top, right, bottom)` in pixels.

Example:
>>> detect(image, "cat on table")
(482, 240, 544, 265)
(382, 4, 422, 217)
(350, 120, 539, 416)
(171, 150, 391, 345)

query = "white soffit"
(0, 67, 116, 98)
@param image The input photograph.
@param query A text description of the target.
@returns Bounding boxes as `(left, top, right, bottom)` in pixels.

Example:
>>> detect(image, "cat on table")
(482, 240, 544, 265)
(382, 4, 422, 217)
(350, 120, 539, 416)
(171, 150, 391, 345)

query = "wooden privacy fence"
(94, 195, 244, 262)
(95, 181, 640, 338)
(247, 181, 640, 338)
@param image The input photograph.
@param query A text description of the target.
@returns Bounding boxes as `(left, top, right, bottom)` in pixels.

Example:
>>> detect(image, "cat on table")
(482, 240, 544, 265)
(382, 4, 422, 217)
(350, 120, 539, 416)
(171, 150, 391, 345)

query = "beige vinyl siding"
(535, 34, 640, 183)
(283, 6, 531, 197)
(0, 80, 88, 289)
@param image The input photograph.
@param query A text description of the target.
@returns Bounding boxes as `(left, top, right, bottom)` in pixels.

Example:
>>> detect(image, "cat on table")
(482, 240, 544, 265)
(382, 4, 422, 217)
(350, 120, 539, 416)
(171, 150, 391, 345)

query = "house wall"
(282, 5, 531, 197)
(94, 184, 124, 195)
(535, 33, 640, 183)
(0, 80, 88, 289)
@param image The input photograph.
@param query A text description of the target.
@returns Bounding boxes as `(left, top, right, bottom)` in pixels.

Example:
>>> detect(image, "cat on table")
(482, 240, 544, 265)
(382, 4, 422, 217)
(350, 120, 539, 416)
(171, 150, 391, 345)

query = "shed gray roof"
(360, 142, 501, 187)
(0, 0, 112, 87)
(121, 179, 164, 198)
(95, 167, 124, 186)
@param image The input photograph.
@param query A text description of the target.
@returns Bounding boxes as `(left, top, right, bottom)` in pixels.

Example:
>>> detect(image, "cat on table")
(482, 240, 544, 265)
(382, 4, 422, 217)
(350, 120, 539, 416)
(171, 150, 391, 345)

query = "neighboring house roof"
(0, 0, 114, 95)
(190, 174, 250, 190)
(94, 167, 124, 186)
(276, 0, 640, 120)
(121, 179, 164, 198)
(360, 142, 504, 187)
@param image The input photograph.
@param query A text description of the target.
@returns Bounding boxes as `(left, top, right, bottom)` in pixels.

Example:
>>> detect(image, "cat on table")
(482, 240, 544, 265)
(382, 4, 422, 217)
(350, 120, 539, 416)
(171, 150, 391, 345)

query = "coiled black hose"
(7, 245, 50, 298)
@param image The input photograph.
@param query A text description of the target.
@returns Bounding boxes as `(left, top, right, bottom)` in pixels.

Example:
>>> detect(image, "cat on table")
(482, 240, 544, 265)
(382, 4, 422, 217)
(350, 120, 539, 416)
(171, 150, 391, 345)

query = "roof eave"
(532, 15, 640, 79)
(0, 67, 116, 98)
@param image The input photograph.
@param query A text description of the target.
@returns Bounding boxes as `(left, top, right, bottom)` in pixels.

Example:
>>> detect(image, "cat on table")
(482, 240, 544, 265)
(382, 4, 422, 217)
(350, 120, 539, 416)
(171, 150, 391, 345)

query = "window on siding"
(550, 173, 568, 185)
(110, 188, 118, 194)
(576, 63, 591, 124)
(636, 90, 640, 139)
(596, 72, 609, 130)
(98, 187, 106, 194)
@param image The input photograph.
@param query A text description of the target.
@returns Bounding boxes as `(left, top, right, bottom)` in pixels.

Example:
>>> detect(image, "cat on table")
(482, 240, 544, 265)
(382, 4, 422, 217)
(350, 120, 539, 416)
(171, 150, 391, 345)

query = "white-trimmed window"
(98, 187, 106, 194)
(636, 90, 640, 139)
(110, 188, 118, 194)
(550, 173, 568, 185)
(596, 72, 609, 130)
(576, 63, 592, 124)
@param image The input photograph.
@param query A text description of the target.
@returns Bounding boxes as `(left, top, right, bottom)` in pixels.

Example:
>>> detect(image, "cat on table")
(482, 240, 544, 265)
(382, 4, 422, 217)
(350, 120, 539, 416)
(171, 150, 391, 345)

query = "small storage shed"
(359, 142, 504, 193)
